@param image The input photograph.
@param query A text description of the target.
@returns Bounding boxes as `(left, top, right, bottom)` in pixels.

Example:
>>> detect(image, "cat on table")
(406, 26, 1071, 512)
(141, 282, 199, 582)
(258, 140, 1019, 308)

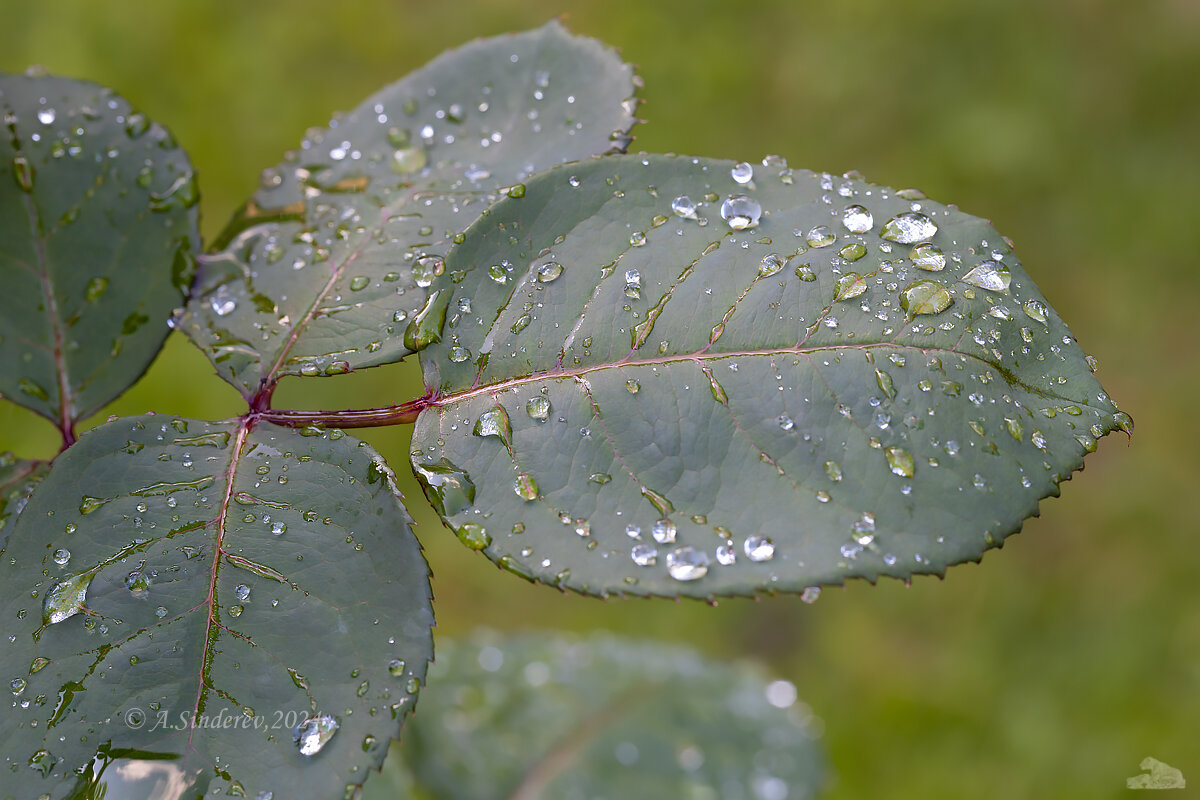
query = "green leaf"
(180, 21, 638, 398)
(411, 154, 1131, 598)
(392, 631, 824, 800)
(0, 451, 47, 549)
(0, 74, 199, 434)
(0, 415, 432, 799)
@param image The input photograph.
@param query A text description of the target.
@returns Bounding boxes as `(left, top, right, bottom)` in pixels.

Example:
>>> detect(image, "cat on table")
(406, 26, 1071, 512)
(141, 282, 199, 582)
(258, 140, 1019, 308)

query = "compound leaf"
(411, 154, 1131, 598)
(0, 415, 432, 799)
(0, 74, 199, 436)
(396, 631, 824, 800)
(180, 21, 638, 399)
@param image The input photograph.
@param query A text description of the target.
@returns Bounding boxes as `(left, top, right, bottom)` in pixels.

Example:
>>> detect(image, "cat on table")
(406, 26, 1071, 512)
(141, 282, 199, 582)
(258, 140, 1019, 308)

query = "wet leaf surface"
(411, 154, 1130, 598)
(181, 21, 638, 398)
(393, 631, 824, 800)
(0, 74, 199, 432)
(0, 415, 432, 799)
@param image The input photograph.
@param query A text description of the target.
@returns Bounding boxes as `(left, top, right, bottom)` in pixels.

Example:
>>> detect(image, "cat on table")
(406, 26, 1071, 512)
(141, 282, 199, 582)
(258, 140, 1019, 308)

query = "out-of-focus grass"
(3, 1, 1196, 797)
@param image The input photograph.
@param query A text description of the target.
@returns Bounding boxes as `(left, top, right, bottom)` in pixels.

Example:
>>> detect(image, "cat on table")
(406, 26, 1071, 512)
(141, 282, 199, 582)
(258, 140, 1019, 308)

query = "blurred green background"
(2, 1, 1196, 797)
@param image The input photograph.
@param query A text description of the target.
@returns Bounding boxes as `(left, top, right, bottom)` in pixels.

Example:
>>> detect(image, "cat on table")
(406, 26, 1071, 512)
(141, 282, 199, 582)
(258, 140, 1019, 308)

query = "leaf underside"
(411, 154, 1130, 599)
(399, 631, 824, 800)
(0, 74, 199, 430)
(0, 415, 432, 799)
(180, 20, 638, 398)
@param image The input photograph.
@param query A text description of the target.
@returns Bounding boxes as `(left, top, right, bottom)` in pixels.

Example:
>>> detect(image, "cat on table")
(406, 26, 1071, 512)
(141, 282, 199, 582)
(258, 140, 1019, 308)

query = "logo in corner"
(1127, 757, 1186, 790)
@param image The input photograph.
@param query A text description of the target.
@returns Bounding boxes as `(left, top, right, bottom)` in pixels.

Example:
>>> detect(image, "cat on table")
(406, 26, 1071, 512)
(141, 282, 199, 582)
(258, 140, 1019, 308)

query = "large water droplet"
(759, 253, 785, 277)
(961, 263, 1011, 292)
(720, 194, 762, 230)
(403, 288, 449, 352)
(881, 212, 937, 243)
(910, 243, 946, 271)
(294, 714, 339, 757)
(899, 280, 953, 315)
(1023, 299, 1048, 323)
(666, 547, 709, 581)
(513, 473, 538, 501)
(841, 205, 873, 233)
(671, 195, 697, 219)
(52, 548, 71, 566)
(744, 535, 775, 562)
(651, 518, 677, 544)
(456, 523, 491, 551)
(537, 261, 563, 282)
(473, 405, 512, 446)
(525, 396, 551, 421)
(716, 541, 737, 565)
(805, 225, 835, 248)
(731, 162, 754, 184)
(630, 543, 657, 566)
(43, 573, 94, 625)
(885, 446, 915, 478)
(835, 273, 867, 301)
(413, 459, 475, 517)
(209, 285, 237, 317)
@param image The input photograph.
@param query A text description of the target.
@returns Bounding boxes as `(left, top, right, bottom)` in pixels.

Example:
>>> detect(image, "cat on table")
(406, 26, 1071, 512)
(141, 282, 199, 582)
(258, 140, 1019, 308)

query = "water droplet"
(413, 459, 475, 517)
(671, 195, 697, 219)
(349, 275, 370, 292)
(155, 605, 168, 618)
(875, 369, 896, 399)
(1113, 411, 1134, 434)
(629, 231, 647, 247)
(37, 108, 56, 125)
(630, 543, 657, 566)
(651, 518, 677, 544)
(824, 460, 843, 482)
(235, 584, 251, 601)
(588, 472, 612, 484)
(456, 522, 491, 550)
(835, 273, 867, 300)
(52, 548, 70, 566)
(513, 473, 538, 501)
(795, 264, 817, 281)
(839, 242, 867, 261)
(525, 396, 551, 421)
(744, 535, 775, 562)
(841, 204, 873, 233)
(537, 261, 563, 282)
(720, 194, 762, 230)
(909, 243, 946, 271)
(85, 277, 108, 303)
(294, 714, 339, 757)
(881, 212, 937, 243)
(403, 288, 449, 352)
(228, 604, 243, 618)
(960, 263, 1011, 292)
(777, 414, 795, 431)
(852, 512, 876, 545)
(1022, 299, 1048, 323)
(271, 521, 287, 535)
(43, 573, 94, 625)
(805, 225, 835, 248)
(899, 280, 953, 315)
(800, 587, 821, 603)
(666, 547, 709, 581)
(758, 253, 785, 277)
(625, 379, 640, 394)
(507, 183, 526, 199)
(209, 285, 237, 317)
(448, 346, 471, 363)
(11, 677, 26, 695)
(28, 749, 54, 777)
(885, 446, 915, 478)
(731, 161, 754, 184)
(392, 146, 428, 173)
(388, 658, 406, 677)
(716, 541, 737, 565)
